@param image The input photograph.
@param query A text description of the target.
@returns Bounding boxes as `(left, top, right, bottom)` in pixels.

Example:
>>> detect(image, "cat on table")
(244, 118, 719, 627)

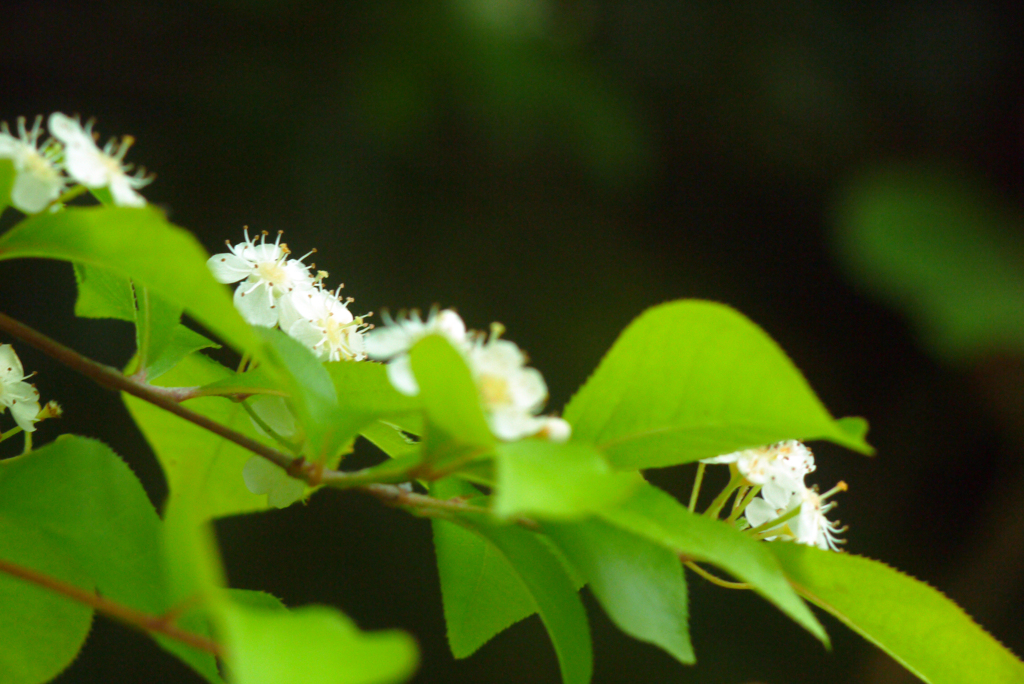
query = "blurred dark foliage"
(2, 1, 1022, 683)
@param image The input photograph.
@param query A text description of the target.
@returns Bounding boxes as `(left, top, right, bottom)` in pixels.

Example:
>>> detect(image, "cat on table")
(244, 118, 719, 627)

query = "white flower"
(703, 440, 816, 502)
(47, 112, 152, 207)
(207, 228, 317, 327)
(365, 309, 469, 395)
(467, 333, 552, 441)
(284, 285, 370, 362)
(0, 116, 66, 213)
(0, 344, 41, 432)
(746, 481, 848, 552)
(242, 456, 306, 509)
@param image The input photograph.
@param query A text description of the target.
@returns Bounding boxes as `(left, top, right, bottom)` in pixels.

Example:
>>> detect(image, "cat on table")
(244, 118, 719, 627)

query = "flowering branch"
(0, 555, 221, 656)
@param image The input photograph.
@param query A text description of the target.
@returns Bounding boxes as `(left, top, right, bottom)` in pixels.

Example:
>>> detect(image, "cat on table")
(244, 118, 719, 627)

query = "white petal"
(540, 417, 572, 442)
(234, 280, 278, 327)
(109, 175, 146, 207)
(11, 170, 62, 213)
(744, 497, 782, 530)
(386, 355, 420, 396)
(207, 253, 253, 284)
(63, 146, 109, 187)
(47, 113, 91, 147)
(9, 396, 40, 432)
(0, 344, 26, 380)
(489, 410, 544, 441)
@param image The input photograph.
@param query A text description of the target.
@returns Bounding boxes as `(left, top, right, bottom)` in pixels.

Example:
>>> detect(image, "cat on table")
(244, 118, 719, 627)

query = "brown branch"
(0, 556, 221, 656)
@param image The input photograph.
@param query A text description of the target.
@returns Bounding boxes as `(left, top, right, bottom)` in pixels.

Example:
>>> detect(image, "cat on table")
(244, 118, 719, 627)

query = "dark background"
(2, 2, 1023, 683)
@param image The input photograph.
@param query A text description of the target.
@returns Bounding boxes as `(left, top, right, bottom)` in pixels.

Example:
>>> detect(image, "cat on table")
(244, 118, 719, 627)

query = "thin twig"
(0, 556, 221, 655)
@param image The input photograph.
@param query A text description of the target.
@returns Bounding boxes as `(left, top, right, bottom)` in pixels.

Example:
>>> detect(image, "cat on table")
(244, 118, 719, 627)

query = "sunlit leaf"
(599, 481, 827, 645)
(72, 262, 135, 321)
(564, 300, 871, 469)
(544, 518, 694, 664)
(772, 543, 1024, 684)
(492, 439, 640, 520)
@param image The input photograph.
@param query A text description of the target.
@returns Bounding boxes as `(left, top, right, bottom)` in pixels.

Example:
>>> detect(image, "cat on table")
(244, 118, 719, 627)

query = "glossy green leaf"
(431, 479, 538, 659)
(0, 205, 262, 355)
(134, 286, 211, 381)
(435, 480, 592, 684)
(599, 482, 827, 645)
(73, 262, 135, 321)
(359, 421, 420, 460)
(125, 353, 272, 519)
(218, 601, 418, 684)
(0, 159, 14, 214)
(410, 335, 495, 454)
(544, 519, 694, 664)
(0, 520, 94, 684)
(492, 440, 640, 520)
(564, 300, 871, 469)
(144, 324, 220, 381)
(0, 436, 222, 682)
(771, 543, 1024, 684)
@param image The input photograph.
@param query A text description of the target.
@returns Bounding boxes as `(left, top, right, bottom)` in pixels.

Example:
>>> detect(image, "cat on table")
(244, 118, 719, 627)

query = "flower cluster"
(0, 344, 42, 433)
(366, 309, 571, 443)
(0, 113, 152, 213)
(207, 228, 370, 361)
(703, 440, 847, 551)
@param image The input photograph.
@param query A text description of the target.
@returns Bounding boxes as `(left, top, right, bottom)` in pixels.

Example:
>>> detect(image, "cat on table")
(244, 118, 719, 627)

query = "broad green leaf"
(360, 421, 420, 460)
(144, 323, 220, 382)
(492, 440, 640, 520)
(125, 353, 273, 519)
(0, 159, 14, 214)
(326, 359, 421, 425)
(0, 205, 262, 355)
(599, 482, 828, 645)
(410, 335, 495, 455)
(73, 262, 135, 321)
(0, 436, 222, 682)
(196, 366, 286, 398)
(431, 479, 539, 659)
(834, 166, 1024, 361)
(544, 519, 694, 664)
(435, 480, 592, 684)
(564, 300, 871, 469)
(771, 543, 1024, 684)
(227, 588, 288, 612)
(0, 520, 93, 684)
(218, 601, 418, 684)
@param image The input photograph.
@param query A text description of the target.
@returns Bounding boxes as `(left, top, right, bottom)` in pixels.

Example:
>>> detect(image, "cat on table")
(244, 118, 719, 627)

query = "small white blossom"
(703, 440, 815, 502)
(47, 112, 152, 207)
(0, 344, 42, 432)
(365, 309, 469, 396)
(207, 228, 317, 328)
(467, 331, 553, 441)
(283, 284, 370, 362)
(0, 116, 66, 213)
(242, 456, 306, 509)
(746, 481, 848, 552)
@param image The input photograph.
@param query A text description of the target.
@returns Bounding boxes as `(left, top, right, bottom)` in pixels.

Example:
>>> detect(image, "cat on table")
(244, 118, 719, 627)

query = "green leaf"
(134, 286, 200, 380)
(0, 520, 94, 684)
(359, 421, 420, 460)
(326, 359, 421, 426)
(431, 479, 539, 658)
(0, 205, 262, 355)
(434, 480, 592, 684)
(834, 165, 1024, 361)
(0, 436, 222, 682)
(771, 543, 1024, 684)
(492, 440, 640, 520)
(0, 158, 14, 214)
(599, 482, 828, 645)
(218, 601, 418, 684)
(564, 300, 871, 469)
(125, 353, 273, 519)
(73, 262, 135, 321)
(145, 324, 220, 381)
(544, 519, 694, 664)
(410, 335, 495, 456)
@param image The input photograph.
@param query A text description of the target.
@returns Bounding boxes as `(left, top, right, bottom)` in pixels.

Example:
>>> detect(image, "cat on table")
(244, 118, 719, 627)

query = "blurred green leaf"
(125, 353, 272, 520)
(492, 439, 640, 520)
(544, 518, 694, 665)
(73, 262, 135, 321)
(218, 602, 418, 684)
(144, 323, 220, 382)
(599, 482, 828, 646)
(410, 335, 495, 461)
(0, 521, 94, 684)
(834, 165, 1024, 360)
(431, 478, 538, 659)
(434, 480, 592, 684)
(0, 206, 262, 356)
(564, 300, 872, 469)
(0, 436, 222, 682)
(772, 543, 1024, 684)
(0, 159, 14, 214)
